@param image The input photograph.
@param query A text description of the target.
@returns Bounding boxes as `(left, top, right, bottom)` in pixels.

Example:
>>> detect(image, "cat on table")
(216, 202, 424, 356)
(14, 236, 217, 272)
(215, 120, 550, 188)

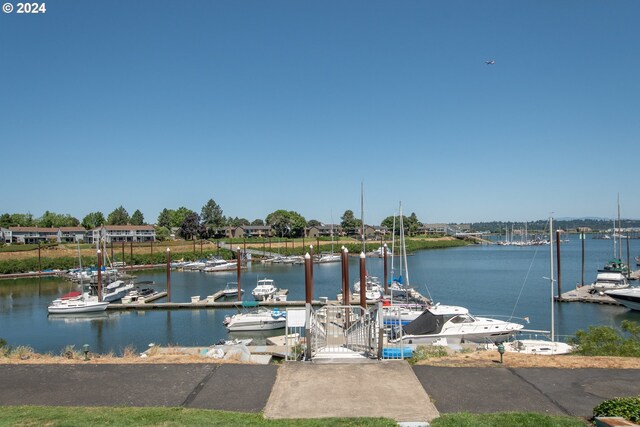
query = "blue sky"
(1, 1, 639, 225)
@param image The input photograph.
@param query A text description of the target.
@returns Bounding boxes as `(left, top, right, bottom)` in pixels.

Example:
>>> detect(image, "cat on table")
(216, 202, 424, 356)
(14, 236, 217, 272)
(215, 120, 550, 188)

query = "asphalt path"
(413, 366, 640, 417)
(0, 363, 639, 419)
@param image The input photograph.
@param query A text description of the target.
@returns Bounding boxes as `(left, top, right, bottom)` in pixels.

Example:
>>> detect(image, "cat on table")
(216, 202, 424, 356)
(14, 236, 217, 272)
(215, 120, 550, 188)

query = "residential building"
(91, 225, 156, 243)
(9, 227, 59, 244)
(224, 225, 273, 238)
(58, 227, 88, 243)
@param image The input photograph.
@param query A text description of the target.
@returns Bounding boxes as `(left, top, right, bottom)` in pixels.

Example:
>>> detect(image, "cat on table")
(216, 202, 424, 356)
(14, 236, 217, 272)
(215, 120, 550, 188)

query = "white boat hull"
(605, 288, 640, 311)
(48, 300, 110, 314)
(503, 339, 573, 355)
(225, 319, 286, 331)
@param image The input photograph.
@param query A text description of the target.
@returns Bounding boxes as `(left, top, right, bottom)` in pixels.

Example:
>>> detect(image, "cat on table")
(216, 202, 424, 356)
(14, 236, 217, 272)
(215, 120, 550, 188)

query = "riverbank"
(1, 346, 638, 369)
(0, 236, 468, 276)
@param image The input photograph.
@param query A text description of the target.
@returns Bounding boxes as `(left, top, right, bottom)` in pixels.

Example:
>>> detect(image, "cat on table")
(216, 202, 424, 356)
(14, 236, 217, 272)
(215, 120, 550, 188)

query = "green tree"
(307, 219, 322, 227)
(266, 210, 306, 237)
(228, 217, 250, 227)
(172, 207, 194, 228)
(155, 226, 170, 241)
(10, 213, 34, 227)
(130, 209, 145, 226)
(201, 199, 225, 230)
(340, 210, 361, 236)
(251, 219, 265, 226)
(180, 212, 202, 240)
(157, 209, 174, 229)
(82, 212, 106, 230)
(0, 213, 11, 228)
(407, 212, 421, 237)
(107, 206, 130, 225)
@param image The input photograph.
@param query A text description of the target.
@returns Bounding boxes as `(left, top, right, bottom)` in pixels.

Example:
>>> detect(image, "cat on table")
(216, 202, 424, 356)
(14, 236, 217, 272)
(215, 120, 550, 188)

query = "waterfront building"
(91, 225, 156, 243)
(0, 228, 11, 244)
(223, 225, 273, 238)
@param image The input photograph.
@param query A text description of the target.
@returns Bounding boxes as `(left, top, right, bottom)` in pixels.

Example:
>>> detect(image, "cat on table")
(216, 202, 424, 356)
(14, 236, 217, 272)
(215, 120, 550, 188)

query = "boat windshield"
(449, 314, 476, 324)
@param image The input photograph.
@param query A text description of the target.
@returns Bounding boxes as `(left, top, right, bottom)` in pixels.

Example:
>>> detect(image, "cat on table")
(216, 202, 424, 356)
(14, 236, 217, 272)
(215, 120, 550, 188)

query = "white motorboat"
(605, 287, 640, 311)
(222, 282, 244, 298)
(223, 308, 286, 331)
(353, 276, 383, 301)
(316, 253, 341, 263)
(591, 271, 629, 291)
(389, 304, 524, 344)
(101, 280, 135, 302)
(203, 258, 237, 272)
(252, 278, 278, 301)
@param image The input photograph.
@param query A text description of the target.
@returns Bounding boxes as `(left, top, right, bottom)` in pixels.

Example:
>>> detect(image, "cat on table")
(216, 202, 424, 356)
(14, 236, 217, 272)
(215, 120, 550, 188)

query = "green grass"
(0, 407, 592, 427)
(430, 412, 589, 427)
(0, 406, 396, 427)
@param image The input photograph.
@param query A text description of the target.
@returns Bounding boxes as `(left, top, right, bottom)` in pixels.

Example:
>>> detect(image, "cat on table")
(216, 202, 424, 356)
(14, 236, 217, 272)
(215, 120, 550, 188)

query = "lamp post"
(83, 344, 90, 361)
(497, 343, 505, 364)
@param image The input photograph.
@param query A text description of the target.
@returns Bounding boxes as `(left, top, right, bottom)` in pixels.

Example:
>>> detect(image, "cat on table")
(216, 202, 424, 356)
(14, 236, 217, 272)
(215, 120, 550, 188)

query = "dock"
(556, 285, 621, 306)
(107, 289, 303, 310)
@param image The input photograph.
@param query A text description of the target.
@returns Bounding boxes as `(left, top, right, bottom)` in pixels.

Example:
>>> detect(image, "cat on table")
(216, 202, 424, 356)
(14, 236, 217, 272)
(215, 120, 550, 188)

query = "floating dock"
(107, 289, 297, 310)
(556, 285, 621, 306)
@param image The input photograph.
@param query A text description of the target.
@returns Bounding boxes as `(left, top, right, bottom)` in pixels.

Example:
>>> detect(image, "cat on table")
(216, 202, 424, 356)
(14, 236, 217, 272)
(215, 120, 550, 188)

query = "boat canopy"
(403, 309, 445, 336)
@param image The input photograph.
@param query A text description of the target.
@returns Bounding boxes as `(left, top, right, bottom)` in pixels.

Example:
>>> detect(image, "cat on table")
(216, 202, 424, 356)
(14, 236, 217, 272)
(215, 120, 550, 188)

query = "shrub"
(570, 321, 640, 357)
(594, 396, 640, 422)
(408, 345, 448, 365)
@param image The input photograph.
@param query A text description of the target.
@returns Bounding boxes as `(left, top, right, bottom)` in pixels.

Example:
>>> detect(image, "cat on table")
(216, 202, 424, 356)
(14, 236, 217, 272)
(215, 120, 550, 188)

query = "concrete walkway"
(0, 363, 639, 421)
(264, 361, 439, 423)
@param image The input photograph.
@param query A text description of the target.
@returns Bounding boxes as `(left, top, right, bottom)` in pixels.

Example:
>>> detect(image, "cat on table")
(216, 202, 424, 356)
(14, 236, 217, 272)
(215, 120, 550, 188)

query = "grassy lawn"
(430, 412, 590, 427)
(0, 406, 395, 427)
(0, 407, 592, 427)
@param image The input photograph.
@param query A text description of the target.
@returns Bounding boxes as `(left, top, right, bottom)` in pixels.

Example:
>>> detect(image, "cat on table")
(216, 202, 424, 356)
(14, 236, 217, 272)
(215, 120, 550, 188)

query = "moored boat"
(388, 303, 524, 344)
(605, 287, 640, 311)
(252, 278, 278, 301)
(223, 308, 286, 331)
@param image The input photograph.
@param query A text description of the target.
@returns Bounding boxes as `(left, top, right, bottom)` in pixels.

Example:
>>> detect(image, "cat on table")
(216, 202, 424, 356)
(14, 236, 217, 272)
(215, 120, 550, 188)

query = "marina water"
(1, 238, 639, 355)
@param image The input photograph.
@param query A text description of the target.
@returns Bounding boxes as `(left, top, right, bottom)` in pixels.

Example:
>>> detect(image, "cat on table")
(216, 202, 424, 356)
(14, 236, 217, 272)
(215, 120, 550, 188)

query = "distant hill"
(466, 219, 640, 233)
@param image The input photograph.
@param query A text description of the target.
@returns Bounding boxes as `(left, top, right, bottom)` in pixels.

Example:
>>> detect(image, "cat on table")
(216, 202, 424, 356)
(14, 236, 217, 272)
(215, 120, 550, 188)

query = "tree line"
(1, 199, 427, 241)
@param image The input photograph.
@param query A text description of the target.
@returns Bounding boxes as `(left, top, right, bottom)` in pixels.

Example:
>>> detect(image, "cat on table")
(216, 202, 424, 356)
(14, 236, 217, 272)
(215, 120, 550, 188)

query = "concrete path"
(264, 361, 439, 423)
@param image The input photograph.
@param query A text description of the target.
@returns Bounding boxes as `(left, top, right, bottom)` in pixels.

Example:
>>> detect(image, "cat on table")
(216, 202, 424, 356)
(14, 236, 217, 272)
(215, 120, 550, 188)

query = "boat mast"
(391, 211, 396, 280)
(360, 180, 365, 253)
(549, 216, 555, 342)
(617, 195, 621, 258)
(401, 202, 410, 287)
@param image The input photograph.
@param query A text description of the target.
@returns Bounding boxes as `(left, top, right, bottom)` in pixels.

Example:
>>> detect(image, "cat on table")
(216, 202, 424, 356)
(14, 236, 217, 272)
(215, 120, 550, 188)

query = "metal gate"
(286, 303, 382, 360)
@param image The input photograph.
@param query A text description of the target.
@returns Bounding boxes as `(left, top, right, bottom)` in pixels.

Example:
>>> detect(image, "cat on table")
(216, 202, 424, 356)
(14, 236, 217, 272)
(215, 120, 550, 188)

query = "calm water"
(1, 237, 639, 354)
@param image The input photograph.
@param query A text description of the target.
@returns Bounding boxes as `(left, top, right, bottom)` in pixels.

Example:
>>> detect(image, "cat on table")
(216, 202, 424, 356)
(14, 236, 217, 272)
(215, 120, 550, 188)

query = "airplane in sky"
(485, 60, 496, 65)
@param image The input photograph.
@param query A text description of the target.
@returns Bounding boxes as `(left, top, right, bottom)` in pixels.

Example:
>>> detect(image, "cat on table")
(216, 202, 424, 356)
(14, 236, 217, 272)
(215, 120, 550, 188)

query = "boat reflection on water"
(46, 312, 111, 324)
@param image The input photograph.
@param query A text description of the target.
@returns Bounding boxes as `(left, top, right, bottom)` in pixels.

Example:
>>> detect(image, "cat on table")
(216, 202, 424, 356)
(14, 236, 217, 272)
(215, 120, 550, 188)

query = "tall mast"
(360, 180, 365, 253)
(549, 216, 555, 342)
(617, 193, 622, 260)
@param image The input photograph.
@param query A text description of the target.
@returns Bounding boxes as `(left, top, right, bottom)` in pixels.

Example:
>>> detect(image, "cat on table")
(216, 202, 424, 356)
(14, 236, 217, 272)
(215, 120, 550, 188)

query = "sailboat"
(48, 243, 110, 314)
(503, 216, 572, 355)
(388, 202, 410, 300)
(316, 219, 340, 263)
